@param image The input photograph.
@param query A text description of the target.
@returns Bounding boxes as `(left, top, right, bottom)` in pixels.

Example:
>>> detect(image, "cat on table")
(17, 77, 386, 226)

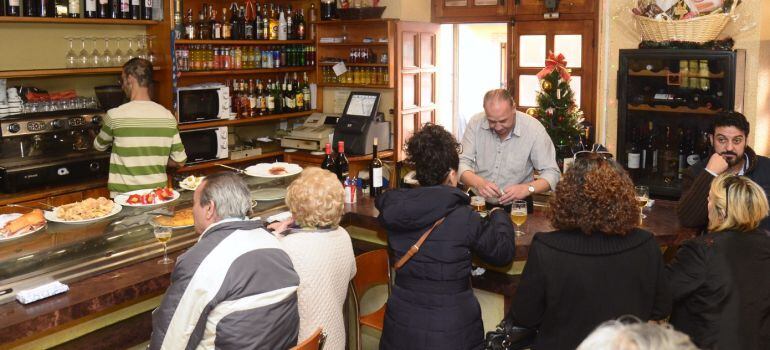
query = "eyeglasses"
(573, 150, 614, 161)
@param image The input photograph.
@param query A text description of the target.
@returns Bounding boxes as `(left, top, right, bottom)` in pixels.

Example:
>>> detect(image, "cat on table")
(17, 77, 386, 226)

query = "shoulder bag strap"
(394, 217, 446, 270)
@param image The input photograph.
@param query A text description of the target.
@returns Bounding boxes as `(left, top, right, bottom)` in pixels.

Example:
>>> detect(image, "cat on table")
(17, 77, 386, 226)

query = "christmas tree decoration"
(525, 108, 538, 116)
(541, 79, 553, 92)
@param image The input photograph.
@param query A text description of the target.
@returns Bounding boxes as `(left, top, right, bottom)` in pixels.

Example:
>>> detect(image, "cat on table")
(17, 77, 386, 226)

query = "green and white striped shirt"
(93, 101, 187, 196)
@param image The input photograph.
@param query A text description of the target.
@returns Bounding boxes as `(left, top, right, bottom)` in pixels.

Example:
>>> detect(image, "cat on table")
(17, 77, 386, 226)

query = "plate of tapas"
(179, 176, 205, 191)
(244, 162, 303, 178)
(0, 210, 47, 241)
(114, 188, 180, 207)
(151, 208, 194, 229)
(44, 197, 123, 224)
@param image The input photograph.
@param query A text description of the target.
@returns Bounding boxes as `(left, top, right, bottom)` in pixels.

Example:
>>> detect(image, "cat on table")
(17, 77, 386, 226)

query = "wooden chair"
(351, 249, 391, 350)
(291, 327, 326, 350)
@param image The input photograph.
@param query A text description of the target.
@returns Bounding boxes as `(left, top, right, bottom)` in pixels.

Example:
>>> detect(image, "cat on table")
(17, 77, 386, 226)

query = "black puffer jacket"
(376, 185, 516, 350)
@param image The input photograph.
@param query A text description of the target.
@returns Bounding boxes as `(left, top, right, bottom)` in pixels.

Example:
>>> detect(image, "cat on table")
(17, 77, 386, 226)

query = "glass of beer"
(511, 200, 528, 237)
(154, 225, 174, 265)
(471, 196, 487, 216)
(635, 185, 650, 223)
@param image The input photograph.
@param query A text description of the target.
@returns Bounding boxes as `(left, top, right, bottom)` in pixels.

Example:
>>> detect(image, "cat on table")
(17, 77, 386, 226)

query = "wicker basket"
(634, 13, 730, 43)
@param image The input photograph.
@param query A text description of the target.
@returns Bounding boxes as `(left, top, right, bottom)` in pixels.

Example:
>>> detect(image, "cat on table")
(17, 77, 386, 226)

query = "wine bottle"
(197, 6, 210, 40)
(321, 143, 336, 173)
(627, 128, 641, 178)
(228, 3, 239, 40)
(107, 0, 116, 18)
(141, 0, 150, 19)
(54, 0, 67, 17)
(642, 121, 658, 175)
(335, 141, 350, 183)
(210, 7, 221, 40)
(7, 0, 20, 16)
(130, 0, 138, 19)
(686, 130, 701, 168)
(84, 0, 95, 17)
(243, 1, 253, 39)
(119, 0, 128, 18)
(23, 0, 33, 16)
(370, 137, 384, 197)
(320, 0, 335, 20)
(39, 0, 52, 16)
(661, 126, 678, 183)
(308, 3, 317, 40)
(297, 8, 305, 40)
(677, 128, 687, 180)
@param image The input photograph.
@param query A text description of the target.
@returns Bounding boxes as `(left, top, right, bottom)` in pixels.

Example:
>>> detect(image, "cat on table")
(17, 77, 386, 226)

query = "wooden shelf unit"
(317, 42, 389, 47)
(175, 39, 314, 45)
(177, 151, 283, 173)
(627, 104, 719, 115)
(319, 62, 388, 67)
(628, 69, 725, 79)
(0, 66, 161, 79)
(318, 83, 392, 89)
(0, 17, 158, 25)
(178, 66, 314, 78)
(178, 110, 314, 130)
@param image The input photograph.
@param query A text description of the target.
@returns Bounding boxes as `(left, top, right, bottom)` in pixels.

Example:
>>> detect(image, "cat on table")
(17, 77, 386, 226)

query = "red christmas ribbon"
(537, 52, 571, 82)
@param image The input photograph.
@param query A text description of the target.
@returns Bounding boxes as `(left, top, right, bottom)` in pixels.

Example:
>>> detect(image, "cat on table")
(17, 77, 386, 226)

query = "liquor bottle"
(686, 130, 701, 168)
(370, 137, 384, 197)
(269, 4, 278, 40)
(302, 72, 311, 111)
(119, 0, 128, 18)
(67, 0, 80, 18)
(142, 0, 149, 19)
(23, 0, 33, 16)
(321, 143, 336, 173)
(320, 0, 335, 20)
(228, 3, 239, 40)
(6, 0, 20, 16)
(697, 131, 711, 161)
(642, 121, 658, 175)
(266, 80, 276, 114)
(54, 0, 68, 17)
(130, 0, 138, 19)
(261, 4, 269, 40)
(237, 6, 246, 40)
(335, 141, 350, 182)
(210, 7, 221, 40)
(254, 3, 263, 40)
(183, 8, 195, 39)
(677, 128, 687, 180)
(626, 127, 641, 179)
(661, 126, 678, 183)
(197, 6, 210, 40)
(285, 5, 293, 40)
(40, 0, 52, 16)
(297, 8, 305, 40)
(243, 1, 253, 40)
(84, 0, 95, 17)
(220, 8, 230, 40)
(308, 3, 316, 40)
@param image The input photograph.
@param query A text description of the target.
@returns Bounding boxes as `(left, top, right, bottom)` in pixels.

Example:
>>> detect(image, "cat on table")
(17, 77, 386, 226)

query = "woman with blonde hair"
(269, 167, 356, 350)
(668, 174, 770, 350)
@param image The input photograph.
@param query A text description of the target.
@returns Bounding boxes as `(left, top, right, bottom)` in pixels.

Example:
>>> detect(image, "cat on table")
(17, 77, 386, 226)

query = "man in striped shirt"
(93, 58, 186, 197)
(150, 172, 300, 349)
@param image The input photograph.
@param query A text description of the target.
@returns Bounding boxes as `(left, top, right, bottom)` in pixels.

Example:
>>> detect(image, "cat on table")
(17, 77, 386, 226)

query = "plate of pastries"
(152, 208, 194, 229)
(44, 197, 122, 224)
(0, 209, 46, 241)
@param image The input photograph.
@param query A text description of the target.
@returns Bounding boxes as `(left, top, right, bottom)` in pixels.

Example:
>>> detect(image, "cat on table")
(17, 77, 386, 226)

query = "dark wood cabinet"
(432, 0, 511, 22)
(514, 0, 596, 16)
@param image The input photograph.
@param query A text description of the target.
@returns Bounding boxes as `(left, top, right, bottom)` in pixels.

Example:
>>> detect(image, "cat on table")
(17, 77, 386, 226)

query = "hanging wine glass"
(77, 37, 90, 68)
(146, 35, 157, 64)
(90, 37, 101, 68)
(101, 37, 113, 67)
(125, 37, 135, 61)
(65, 37, 77, 69)
(113, 37, 124, 67)
(135, 35, 147, 60)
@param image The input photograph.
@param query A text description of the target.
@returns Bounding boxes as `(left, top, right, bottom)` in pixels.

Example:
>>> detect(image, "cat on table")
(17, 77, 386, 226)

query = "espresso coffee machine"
(0, 110, 109, 193)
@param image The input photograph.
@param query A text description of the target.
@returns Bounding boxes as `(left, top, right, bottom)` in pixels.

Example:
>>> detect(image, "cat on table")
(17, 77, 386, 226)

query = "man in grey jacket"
(150, 172, 299, 350)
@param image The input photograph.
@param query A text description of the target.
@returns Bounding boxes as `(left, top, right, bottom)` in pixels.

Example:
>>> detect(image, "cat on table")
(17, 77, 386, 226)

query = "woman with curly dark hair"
(376, 124, 516, 350)
(505, 153, 671, 350)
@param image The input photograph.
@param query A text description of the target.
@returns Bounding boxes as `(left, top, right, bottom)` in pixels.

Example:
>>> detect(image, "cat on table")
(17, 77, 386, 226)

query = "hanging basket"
(634, 13, 730, 43)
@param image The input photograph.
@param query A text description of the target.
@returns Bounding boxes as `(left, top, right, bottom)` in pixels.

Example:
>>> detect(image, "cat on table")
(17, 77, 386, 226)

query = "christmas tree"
(526, 52, 585, 148)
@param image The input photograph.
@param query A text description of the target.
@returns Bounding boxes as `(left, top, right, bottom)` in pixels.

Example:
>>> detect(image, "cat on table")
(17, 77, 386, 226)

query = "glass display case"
(616, 49, 745, 198)
(0, 175, 294, 304)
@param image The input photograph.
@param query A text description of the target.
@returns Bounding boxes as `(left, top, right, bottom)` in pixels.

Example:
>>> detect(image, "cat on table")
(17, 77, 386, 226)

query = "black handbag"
(484, 319, 537, 350)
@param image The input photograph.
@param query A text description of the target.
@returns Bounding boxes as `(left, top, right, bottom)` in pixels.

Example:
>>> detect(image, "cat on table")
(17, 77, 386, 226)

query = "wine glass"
(101, 37, 113, 67)
(65, 37, 77, 68)
(146, 35, 157, 64)
(125, 37, 135, 60)
(635, 185, 650, 223)
(511, 200, 528, 237)
(113, 38, 124, 67)
(77, 37, 90, 68)
(89, 37, 101, 68)
(135, 35, 147, 60)
(154, 225, 174, 264)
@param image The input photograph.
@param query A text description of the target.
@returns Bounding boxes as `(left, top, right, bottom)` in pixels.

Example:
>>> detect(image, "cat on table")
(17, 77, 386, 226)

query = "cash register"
(332, 91, 391, 155)
(281, 113, 339, 151)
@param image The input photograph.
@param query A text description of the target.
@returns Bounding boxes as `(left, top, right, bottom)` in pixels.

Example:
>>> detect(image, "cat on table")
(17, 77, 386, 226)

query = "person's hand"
(474, 178, 502, 199)
(499, 184, 530, 205)
(705, 153, 730, 175)
(267, 218, 294, 237)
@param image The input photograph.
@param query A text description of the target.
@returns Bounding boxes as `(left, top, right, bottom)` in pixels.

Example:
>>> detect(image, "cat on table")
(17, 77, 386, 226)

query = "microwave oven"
(179, 127, 229, 164)
(176, 84, 232, 124)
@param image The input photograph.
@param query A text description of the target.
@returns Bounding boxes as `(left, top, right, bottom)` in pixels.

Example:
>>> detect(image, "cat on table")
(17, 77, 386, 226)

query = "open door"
(395, 21, 441, 161)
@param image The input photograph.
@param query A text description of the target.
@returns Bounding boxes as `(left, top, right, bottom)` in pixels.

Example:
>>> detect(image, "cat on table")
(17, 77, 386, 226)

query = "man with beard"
(677, 111, 770, 233)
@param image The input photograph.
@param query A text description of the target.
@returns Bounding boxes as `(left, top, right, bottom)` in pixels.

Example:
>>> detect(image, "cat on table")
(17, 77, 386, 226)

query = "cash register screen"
(344, 93, 379, 117)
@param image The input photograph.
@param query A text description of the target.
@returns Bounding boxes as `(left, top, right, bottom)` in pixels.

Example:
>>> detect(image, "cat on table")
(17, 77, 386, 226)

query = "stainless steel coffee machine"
(0, 109, 109, 193)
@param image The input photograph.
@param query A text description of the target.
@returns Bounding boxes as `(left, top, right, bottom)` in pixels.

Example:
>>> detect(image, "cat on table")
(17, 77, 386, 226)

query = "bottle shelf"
(319, 62, 388, 67)
(178, 110, 314, 131)
(0, 67, 161, 79)
(628, 69, 725, 79)
(0, 17, 158, 25)
(178, 151, 284, 173)
(312, 19, 394, 25)
(175, 39, 314, 45)
(178, 67, 314, 77)
(318, 83, 392, 89)
(627, 104, 719, 115)
(317, 42, 389, 47)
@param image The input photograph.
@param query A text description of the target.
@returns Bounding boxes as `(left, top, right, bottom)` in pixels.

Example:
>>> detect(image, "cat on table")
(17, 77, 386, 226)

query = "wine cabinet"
(617, 49, 746, 198)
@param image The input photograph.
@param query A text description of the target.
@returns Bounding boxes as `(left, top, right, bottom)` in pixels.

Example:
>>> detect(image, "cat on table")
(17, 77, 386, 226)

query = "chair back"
(291, 327, 326, 350)
(352, 249, 390, 299)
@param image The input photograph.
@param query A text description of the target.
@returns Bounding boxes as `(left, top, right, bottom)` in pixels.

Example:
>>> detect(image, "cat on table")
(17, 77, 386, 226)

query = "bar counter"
(0, 188, 696, 349)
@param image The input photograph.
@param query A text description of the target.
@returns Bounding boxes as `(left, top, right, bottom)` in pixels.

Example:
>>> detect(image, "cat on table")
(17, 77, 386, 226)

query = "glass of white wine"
(635, 185, 650, 223)
(511, 200, 528, 237)
(154, 225, 173, 264)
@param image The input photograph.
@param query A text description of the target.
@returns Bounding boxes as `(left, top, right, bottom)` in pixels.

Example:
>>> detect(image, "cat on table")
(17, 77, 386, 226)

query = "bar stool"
(351, 249, 391, 350)
(291, 327, 326, 350)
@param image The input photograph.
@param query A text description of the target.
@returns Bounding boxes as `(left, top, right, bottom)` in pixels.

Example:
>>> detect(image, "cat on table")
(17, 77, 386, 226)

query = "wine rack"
(617, 49, 746, 198)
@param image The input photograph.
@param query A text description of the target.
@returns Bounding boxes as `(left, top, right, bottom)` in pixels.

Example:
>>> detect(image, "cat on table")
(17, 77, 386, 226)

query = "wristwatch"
(527, 184, 535, 194)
